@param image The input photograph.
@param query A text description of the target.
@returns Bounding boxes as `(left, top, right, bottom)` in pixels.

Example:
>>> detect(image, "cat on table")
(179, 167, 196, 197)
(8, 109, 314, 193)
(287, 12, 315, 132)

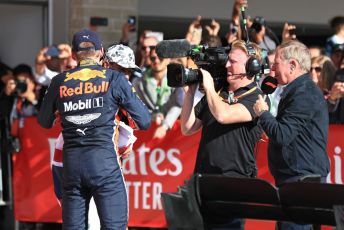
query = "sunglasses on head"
(141, 45, 156, 51)
(310, 67, 322, 73)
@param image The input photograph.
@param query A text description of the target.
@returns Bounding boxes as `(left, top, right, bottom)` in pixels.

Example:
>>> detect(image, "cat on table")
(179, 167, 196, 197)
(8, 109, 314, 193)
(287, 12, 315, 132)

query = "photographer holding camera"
(6, 64, 41, 155)
(328, 68, 344, 123)
(249, 16, 279, 52)
(180, 40, 266, 230)
(0, 64, 41, 216)
(6, 64, 41, 119)
(34, 44, 77, 87)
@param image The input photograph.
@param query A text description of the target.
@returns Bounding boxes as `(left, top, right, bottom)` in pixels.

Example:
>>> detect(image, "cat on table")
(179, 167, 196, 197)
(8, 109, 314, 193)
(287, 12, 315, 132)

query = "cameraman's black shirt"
(194, 82, 263, 178)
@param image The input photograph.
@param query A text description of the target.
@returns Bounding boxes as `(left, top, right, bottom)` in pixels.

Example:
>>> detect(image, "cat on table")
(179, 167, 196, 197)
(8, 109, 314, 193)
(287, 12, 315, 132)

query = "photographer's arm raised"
(200, 69, 253, 124)
(35, 47, 49, 75)
(180, 84, 202, 136)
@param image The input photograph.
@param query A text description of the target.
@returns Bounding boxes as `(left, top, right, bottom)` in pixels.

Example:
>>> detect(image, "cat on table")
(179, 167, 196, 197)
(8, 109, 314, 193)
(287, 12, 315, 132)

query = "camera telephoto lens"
(167, 63, 200, 87)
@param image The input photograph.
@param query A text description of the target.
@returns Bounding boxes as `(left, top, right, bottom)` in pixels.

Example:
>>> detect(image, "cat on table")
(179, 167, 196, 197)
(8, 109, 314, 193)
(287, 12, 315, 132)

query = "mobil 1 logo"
(64, 97, 103, 112)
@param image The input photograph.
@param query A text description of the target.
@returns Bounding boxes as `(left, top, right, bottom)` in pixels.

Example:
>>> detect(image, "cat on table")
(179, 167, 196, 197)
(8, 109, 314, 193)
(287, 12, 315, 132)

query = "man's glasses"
(310, 67, 322, 73)
(141, 45, 156, 51)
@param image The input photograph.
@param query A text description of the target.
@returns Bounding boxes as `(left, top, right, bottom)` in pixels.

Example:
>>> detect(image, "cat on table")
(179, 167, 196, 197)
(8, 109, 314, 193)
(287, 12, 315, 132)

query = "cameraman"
(180, 40, 266, 230)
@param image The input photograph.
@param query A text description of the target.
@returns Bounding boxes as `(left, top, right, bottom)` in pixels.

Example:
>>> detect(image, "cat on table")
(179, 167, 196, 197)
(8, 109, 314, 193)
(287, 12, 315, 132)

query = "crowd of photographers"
(1, 0, 344, 229)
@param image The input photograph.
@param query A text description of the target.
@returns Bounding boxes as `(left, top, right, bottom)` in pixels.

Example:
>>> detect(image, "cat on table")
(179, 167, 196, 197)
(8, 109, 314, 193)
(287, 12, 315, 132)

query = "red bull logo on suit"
(64, 68, 107, 82)
(60, 68, 109, 98)
(60, 81, 109, 98)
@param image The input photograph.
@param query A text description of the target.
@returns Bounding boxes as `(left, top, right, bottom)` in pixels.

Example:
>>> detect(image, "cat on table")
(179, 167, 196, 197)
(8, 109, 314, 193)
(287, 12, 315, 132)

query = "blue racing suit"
(38, 60, 151, 230)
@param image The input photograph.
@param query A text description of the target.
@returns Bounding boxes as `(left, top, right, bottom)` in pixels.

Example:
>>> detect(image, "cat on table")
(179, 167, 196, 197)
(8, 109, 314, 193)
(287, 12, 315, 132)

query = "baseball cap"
(72, 29, 102, 52)
(45, 46, 60, 58)
(105, 44, 142, 73)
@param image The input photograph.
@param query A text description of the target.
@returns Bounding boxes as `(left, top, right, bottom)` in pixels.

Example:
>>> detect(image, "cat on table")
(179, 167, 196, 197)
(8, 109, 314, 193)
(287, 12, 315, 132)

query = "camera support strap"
(227, 86, 257, 104)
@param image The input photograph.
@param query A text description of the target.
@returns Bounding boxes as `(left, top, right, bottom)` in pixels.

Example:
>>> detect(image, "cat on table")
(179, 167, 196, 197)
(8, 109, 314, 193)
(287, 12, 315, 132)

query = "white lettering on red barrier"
(122, 143, 183, 176)
(126, 181, 163, 210)
(327, 146, 343, 184)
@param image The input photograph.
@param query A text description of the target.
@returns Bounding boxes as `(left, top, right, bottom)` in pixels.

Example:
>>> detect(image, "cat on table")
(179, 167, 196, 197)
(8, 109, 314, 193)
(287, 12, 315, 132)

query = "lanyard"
(156, 80, 169, 111)
(226, 86, 257, 104)
(145, 69, 169, 111)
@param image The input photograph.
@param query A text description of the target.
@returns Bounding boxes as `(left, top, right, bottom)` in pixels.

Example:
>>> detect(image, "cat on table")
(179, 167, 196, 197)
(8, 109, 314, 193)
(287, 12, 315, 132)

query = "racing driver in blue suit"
(38, 29, 151, 230)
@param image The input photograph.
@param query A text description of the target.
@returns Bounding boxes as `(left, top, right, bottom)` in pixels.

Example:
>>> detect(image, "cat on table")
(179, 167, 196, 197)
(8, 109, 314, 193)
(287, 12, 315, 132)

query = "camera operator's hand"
(253, 95, 269, 117)
(199, 69, 215, 93)
(328, 82, 344, 102)
(205, 19, 220, 36)
(182, 82, 198, 95)
(282, 22, 296, 43)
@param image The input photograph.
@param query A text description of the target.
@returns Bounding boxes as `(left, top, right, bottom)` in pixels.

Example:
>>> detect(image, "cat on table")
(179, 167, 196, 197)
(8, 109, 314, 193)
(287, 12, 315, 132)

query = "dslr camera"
(250, 16, 266, 33)
(15, 79, 28, 95)
(167, 45, 230, 91)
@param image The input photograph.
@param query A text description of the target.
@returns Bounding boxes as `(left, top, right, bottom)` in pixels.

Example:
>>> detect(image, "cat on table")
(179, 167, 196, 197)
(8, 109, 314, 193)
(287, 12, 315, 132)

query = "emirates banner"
(12, 117, 344, 229)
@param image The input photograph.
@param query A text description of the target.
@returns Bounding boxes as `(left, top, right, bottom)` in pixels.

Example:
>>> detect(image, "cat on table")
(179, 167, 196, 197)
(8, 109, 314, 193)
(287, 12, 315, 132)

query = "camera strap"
(226, 86, 257, 104)
(11, 98, 24, 137)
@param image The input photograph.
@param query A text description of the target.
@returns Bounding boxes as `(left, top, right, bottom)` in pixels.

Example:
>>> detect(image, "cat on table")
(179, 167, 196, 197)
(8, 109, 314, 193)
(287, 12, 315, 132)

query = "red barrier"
(12, 117, 343, 229)
(12, 117, 62, 222)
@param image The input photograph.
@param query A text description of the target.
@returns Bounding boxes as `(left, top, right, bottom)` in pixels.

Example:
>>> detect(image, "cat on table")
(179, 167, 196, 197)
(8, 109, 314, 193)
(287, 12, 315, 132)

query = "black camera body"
(250, 16, 266, 33)
(335, 68, 344, 82)
(15, 79, 27, 95)
(167, 45, 230, 91)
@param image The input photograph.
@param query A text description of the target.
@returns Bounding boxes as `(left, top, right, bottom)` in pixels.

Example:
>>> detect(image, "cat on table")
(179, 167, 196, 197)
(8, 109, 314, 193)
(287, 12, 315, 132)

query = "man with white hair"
(254, 40, 330, 230)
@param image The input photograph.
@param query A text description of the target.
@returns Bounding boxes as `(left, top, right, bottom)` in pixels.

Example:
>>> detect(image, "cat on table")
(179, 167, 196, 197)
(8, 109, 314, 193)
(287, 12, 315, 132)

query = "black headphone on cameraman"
(245, 43, 262, 79)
